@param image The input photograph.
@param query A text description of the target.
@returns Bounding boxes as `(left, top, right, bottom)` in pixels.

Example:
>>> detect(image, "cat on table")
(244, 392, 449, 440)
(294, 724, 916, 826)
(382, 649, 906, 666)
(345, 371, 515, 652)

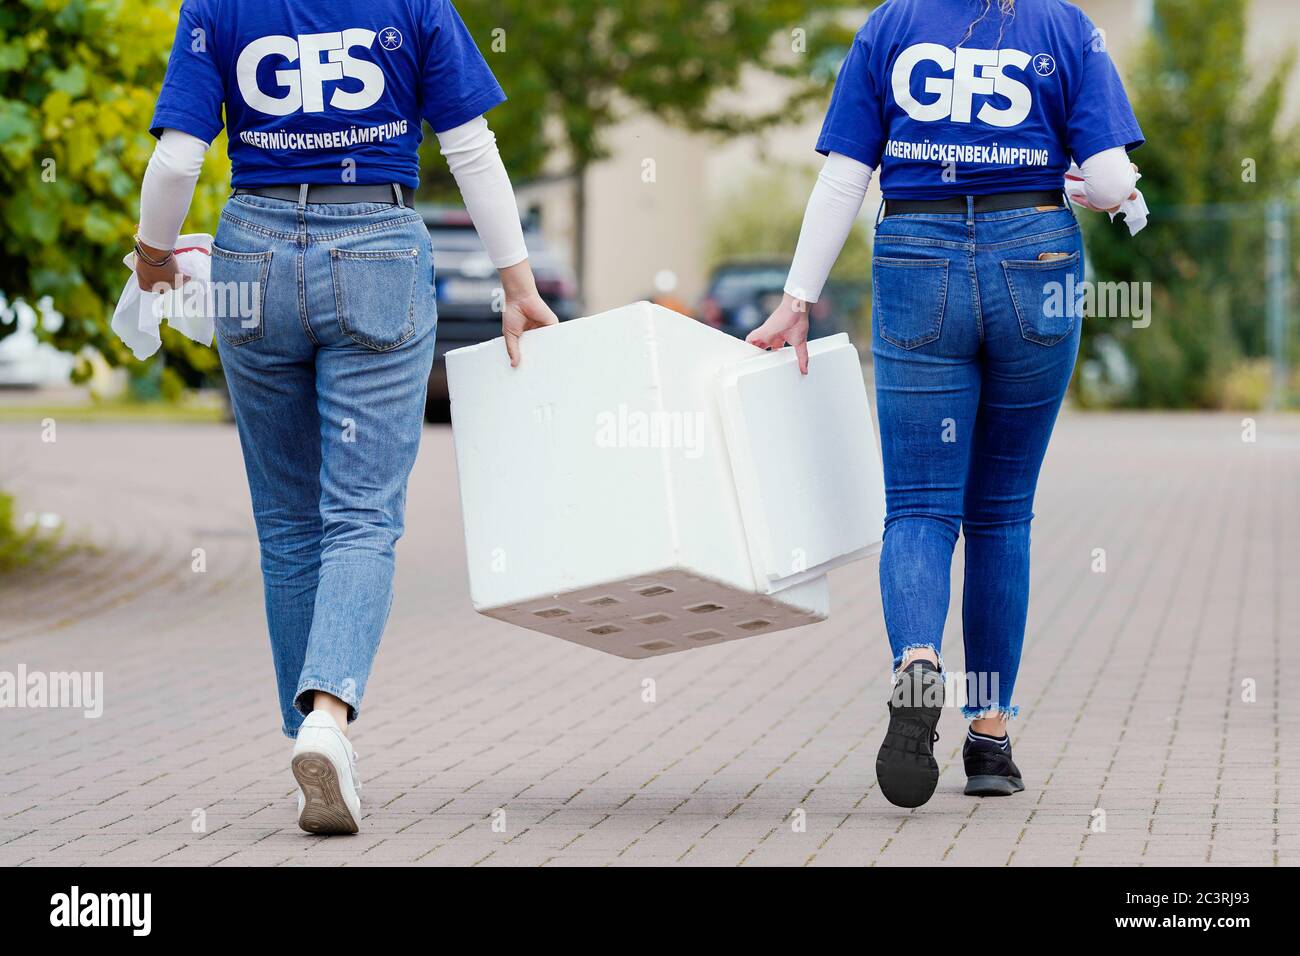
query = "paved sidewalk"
(1, 413, 1297, 866)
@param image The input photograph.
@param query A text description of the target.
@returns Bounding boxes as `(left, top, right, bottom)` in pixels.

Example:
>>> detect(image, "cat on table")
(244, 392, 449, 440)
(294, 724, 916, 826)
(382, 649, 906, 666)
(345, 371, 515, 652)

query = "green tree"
(0, 0, 230, 397)
(706, 162, 873, 337)
(429, 1, 863, 281)
(1078, 0, 1300, 408)
(1, 0, 863, 386)
(708, 164, 868, 278)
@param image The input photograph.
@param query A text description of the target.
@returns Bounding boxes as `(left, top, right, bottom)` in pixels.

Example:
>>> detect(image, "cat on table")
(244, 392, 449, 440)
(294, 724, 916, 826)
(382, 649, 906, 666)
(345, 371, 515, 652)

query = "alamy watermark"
(595, 404, 707, 459)
(892, 667, 1003, 713)
(50, 886, 150, 936)
(143, 280, 263, 329)
(0, 665, 103, 718)
(1043, 275, 1152, 329)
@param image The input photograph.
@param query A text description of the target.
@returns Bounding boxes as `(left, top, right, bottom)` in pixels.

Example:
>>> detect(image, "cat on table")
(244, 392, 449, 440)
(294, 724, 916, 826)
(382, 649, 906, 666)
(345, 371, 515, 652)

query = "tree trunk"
(573, 163, 588, 296)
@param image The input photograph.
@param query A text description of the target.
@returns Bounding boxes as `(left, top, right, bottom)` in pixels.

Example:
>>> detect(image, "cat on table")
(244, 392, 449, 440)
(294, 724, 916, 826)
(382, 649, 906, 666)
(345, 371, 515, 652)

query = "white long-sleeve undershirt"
(137, 129, 208, 250)
(137, 116, 528, 269)
(435, 115, 527, 268)
(783, 152, 875, 303)
(782, 146, 1139, 304)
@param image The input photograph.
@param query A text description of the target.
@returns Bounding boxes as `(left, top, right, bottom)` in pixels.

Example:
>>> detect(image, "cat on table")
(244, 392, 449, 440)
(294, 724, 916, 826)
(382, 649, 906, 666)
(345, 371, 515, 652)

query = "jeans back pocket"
(330, 247, 419, 351)
(872, 256, 949, 349)
(210, 246, 271, 346)
(1002, 251, 1082, 346)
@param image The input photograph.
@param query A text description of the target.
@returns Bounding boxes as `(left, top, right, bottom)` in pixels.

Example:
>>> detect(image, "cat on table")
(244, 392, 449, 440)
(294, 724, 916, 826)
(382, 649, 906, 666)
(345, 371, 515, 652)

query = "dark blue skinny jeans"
(871, 199, 1083, 719)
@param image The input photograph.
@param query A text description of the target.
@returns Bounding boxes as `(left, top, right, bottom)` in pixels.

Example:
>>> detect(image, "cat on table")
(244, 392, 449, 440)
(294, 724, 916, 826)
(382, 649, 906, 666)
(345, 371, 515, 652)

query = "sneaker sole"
(292, 752, 359, 835)
(964, 774, 1025, 797)
(875, 673, 943, 809)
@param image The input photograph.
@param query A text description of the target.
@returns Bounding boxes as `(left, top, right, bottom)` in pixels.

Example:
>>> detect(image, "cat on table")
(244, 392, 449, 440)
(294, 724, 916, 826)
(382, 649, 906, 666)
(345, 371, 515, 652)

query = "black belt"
(883, 190, 1065, 217)
(233, 183, 406, 206)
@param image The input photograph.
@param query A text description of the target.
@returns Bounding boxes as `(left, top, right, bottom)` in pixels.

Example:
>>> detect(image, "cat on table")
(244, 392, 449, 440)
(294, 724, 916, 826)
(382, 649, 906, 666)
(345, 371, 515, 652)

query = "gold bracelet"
(133, 236, 173, 268)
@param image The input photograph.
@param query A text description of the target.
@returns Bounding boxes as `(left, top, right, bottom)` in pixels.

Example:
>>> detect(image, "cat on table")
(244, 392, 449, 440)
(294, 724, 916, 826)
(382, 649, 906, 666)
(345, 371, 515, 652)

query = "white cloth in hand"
(1064, 152, 1147, 236)
(111, 233, 215, 360)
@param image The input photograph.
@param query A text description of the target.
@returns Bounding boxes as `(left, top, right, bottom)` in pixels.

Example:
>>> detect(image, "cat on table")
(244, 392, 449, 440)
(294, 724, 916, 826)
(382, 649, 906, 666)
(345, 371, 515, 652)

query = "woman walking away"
(746, 0, 1142, 808)
(134, 0, 557, 833)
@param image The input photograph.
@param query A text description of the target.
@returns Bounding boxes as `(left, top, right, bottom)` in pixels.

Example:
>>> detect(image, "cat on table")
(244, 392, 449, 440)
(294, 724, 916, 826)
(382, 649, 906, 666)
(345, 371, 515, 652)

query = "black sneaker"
(875, 659, 944, 808)
(963, 728, 1025, 796)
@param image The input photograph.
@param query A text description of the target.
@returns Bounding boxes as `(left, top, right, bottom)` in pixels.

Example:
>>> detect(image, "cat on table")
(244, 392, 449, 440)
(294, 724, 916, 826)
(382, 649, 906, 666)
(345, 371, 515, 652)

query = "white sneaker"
(292, 711, 361, 835)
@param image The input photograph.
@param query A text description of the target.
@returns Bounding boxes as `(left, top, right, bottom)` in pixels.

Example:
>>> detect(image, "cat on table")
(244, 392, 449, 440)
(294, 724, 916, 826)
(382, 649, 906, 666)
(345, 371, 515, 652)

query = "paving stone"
(0, 414, 1295, 866)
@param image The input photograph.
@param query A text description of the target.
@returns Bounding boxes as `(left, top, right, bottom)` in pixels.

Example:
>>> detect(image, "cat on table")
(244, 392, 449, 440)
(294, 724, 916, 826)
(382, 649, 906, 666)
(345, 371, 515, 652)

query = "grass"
(0, 396, 225, 423)
(0, 491, 74, 573)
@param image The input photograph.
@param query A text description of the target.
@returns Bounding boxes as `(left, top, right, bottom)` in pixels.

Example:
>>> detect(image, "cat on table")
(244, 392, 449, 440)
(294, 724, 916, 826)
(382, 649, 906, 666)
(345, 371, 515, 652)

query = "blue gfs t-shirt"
(817, 0, 1143, 199)
(150, 0, 505, 188)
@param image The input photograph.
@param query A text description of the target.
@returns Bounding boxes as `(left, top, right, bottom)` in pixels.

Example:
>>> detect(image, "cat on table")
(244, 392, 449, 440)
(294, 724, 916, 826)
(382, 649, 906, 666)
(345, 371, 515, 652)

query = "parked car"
(695, 260, 849, 343)
(423, 208, 581, 420)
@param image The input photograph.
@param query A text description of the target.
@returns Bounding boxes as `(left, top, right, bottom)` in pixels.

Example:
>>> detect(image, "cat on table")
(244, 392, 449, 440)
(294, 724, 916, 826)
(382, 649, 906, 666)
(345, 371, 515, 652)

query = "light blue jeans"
(871, 200, 1084, 719)
(212, 193, 436, 738)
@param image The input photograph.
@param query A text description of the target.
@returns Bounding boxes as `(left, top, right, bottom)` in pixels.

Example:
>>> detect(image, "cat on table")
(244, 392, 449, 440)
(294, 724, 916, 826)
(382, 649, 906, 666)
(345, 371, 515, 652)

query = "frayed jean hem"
(891, 643, 945, 678)
(962, 705, 1019, 720)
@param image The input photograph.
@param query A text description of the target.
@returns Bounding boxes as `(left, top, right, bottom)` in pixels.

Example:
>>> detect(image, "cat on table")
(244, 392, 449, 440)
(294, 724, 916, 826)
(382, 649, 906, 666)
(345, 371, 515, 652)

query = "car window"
(712, 269, 788, 296)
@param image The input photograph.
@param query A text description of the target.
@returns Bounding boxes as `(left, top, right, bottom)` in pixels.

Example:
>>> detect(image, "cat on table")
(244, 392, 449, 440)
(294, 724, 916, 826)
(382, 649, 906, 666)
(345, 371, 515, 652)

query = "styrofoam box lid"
(717, 333, 885, 592)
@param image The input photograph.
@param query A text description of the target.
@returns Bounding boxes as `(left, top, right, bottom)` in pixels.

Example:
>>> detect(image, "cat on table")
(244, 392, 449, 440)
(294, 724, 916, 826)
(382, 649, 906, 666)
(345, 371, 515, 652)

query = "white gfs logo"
(892, 43, 1035, 128)
(237, 30, 386, 116)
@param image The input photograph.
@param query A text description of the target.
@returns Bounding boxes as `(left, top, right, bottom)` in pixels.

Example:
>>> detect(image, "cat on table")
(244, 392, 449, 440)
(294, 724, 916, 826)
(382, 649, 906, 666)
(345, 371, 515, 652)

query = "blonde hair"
(958, 0, 1017, 48)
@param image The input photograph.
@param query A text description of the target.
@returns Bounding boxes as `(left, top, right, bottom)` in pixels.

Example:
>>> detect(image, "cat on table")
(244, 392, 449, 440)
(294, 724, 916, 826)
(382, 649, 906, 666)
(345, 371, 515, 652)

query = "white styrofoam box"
(446, 301, 884, 659)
